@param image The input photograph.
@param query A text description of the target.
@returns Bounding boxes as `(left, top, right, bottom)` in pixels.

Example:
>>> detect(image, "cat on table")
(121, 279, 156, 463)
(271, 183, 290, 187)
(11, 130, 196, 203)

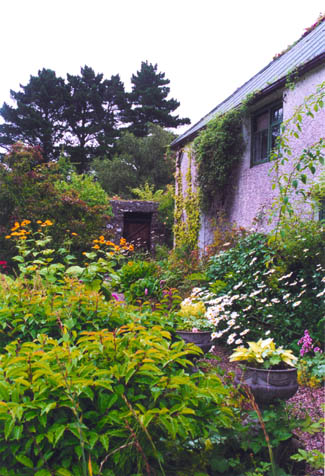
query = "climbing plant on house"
(193, 107, 245, 212)
(174, 146, 200, 250)
(270, 81, 325, 228)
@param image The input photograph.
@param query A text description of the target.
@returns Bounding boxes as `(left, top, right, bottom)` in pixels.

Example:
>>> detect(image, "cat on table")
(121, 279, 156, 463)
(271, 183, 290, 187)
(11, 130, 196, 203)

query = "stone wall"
(108, 200, 159, 253)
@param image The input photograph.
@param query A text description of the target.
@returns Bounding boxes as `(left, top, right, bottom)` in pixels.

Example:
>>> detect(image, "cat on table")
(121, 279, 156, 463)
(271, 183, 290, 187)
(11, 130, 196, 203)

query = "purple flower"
(314, 347, 323, 354)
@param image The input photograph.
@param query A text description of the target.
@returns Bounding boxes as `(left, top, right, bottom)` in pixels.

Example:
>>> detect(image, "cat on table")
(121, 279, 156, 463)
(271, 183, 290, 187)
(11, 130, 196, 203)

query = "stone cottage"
(171, 17, 325, 251)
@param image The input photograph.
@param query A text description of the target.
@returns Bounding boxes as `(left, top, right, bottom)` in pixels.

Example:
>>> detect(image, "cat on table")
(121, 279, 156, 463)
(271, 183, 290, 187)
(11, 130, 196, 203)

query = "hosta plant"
(229, 338, 298, 369)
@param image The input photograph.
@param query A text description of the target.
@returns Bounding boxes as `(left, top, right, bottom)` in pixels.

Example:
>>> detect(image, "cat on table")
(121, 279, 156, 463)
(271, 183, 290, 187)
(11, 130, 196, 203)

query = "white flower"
(227, 333, 236, 345)
(235, 339, 242, 345)
(240, 329, 250, 336)
(289, 281, 297, 286)
(233, 281, 243, 290)
(265, 330, 271, 335)
(243, 305, 252, 311)
(230, 311, 239, 318)
(316, 289, 325, 298)
(292, 301, 301, 307)
(303, 249, 309, 253)
(249, 257, 257, 266)
(271, 298, 280, 304)
(283, 293, 291, 300)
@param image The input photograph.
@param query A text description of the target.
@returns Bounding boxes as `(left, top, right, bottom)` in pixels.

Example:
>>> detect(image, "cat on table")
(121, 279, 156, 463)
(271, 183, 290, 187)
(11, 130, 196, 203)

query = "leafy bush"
(54, 172, 111, 212)
(0, 325, 245, 475)
(0, 274, 129, 352)
(202, 231, 324, 349)
(0, 144, 112, 264)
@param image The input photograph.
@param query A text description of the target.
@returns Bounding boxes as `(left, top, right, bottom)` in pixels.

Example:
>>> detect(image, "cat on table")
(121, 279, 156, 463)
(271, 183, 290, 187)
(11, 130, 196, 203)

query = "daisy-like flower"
(292, 301, 301, 307)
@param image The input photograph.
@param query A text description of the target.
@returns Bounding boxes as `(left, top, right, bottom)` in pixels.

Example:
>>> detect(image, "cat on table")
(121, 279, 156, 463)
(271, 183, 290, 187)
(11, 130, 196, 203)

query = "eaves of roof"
(171, 19, 325, 149)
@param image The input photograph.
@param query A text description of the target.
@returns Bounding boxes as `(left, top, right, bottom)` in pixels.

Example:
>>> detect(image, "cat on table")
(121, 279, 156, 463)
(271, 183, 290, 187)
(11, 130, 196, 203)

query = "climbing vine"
(193, 107, 245, 212)
(174, 147, 200, 250)
(270, 81, 325, 228)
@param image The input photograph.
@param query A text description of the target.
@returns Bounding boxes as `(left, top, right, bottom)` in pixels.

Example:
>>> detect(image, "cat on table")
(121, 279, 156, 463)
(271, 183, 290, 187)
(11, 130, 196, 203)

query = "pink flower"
(192, 327, 199, 333)
(144, 288, 148, 296)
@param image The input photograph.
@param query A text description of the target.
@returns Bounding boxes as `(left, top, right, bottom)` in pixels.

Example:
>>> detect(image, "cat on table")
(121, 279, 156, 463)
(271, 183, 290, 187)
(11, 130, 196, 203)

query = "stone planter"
(237, 366, 298, 404)
(176, 330, 212, 354)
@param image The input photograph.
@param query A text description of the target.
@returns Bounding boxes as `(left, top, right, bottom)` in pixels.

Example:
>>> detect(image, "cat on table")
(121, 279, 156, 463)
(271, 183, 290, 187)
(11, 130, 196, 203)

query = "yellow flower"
(37, 220, 42, 224)
(71, 232, 78, 236)
(120, 237, 126, 245)
(21, 220, 31, 226)
(92, 244, 100, 250)
(44, 219, 53, 226)
(5, 235, 11, 239)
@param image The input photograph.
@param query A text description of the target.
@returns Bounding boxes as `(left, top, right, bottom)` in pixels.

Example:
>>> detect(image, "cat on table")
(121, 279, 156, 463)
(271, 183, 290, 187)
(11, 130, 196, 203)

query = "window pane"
(271, 124, 281, 150)
(255, 112, 268, 132)
(253, 130, 268, 164)
(271, 106, 283, 124)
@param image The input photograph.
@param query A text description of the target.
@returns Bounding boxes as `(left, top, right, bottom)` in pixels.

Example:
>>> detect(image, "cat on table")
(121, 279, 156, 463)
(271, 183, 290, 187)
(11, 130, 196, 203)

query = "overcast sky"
(0, 0, 324, 136)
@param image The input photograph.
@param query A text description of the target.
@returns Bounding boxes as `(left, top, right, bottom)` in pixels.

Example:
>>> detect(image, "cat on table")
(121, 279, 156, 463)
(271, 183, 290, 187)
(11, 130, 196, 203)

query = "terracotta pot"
(176, 330, 212, 353)
(237, 366, 298, 404)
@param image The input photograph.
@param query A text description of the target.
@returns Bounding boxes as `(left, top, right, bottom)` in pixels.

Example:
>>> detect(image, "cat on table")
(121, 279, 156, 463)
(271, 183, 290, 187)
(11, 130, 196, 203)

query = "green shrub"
(0, 144, 112, 265)
(0, 275, 129, 352)
(202, 231, 324, 349)
(0, 325, 244, 475)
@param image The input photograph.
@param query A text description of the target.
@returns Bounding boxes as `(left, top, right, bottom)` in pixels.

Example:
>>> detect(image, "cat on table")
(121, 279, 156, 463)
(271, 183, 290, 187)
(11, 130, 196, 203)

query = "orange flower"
(21, 220, 31, 226)
(5, 235, 11, 239)
(37, 220, 42, 224)
(92, 244, 100, 250)
(120, 237, 126, 245)
(129, 245, 134, 251)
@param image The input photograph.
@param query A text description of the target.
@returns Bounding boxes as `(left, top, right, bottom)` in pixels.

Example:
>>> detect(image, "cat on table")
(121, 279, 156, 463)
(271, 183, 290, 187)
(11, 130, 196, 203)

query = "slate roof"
(171, 18, 325, 148)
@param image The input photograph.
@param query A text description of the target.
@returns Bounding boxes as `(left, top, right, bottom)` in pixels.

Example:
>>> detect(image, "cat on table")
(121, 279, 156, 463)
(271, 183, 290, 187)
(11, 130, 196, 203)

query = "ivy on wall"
(174, 146, 200, 250)
(193, 108, 245, 212)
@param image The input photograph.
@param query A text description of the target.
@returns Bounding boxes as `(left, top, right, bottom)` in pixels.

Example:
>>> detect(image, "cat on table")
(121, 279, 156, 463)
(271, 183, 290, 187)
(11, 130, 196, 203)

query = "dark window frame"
(251, 101, 283, 167)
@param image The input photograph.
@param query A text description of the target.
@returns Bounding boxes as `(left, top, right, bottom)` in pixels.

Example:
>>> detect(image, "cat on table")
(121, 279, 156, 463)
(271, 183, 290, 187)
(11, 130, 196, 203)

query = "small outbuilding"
(108, 200, 159, 253)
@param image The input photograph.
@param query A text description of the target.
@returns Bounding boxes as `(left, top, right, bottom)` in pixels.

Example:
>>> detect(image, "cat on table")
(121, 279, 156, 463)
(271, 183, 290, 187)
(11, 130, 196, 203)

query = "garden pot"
(236, 366, 298, 404)
(176, 330, 212, 354)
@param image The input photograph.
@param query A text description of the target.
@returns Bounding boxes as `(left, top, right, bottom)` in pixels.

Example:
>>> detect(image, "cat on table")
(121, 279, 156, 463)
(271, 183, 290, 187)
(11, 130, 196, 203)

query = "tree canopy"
(0, 63, 189, 171)
(91, 124, 176, 197)
(126, 61, 190, 137)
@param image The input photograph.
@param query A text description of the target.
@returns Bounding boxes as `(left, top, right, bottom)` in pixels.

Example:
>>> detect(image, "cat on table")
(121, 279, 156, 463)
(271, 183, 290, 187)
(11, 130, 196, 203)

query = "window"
(251, 103, 283, 166)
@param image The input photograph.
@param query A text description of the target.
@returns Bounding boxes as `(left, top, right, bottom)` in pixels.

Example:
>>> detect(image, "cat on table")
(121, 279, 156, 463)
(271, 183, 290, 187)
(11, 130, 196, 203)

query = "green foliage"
(54, 172, 111, 212)
(0, 275, 128, 352)
(291, 448, 324, 470)
(92, 125, 176, 198)
(174, 146, 200, 251)
(0, 326, 242, 475)
(126, 61, 190, 137)
(204, 231, 324, 349)
(297, 352, 325, 388)
(115, 260, 161, 303)
(194, 108, 245, 212)
(0, 145, 111, 263)
(0, 69, 67, 159)
(270, 81, 325, 227)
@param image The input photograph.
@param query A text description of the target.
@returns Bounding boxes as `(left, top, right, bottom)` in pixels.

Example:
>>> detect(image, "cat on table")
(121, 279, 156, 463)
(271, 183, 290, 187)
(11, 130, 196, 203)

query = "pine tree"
(0, 69, 67, 159)
(64, 66, 128, 171)
(127, 61, 190, 136)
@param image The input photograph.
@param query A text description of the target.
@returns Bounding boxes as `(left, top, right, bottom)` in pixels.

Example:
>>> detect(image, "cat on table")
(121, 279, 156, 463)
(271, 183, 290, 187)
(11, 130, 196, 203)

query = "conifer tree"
(127, 61, 190, 136)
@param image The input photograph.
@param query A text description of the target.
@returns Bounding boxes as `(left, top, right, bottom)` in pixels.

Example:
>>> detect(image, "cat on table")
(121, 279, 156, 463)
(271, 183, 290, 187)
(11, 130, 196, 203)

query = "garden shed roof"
(171, 17, 325, 148)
